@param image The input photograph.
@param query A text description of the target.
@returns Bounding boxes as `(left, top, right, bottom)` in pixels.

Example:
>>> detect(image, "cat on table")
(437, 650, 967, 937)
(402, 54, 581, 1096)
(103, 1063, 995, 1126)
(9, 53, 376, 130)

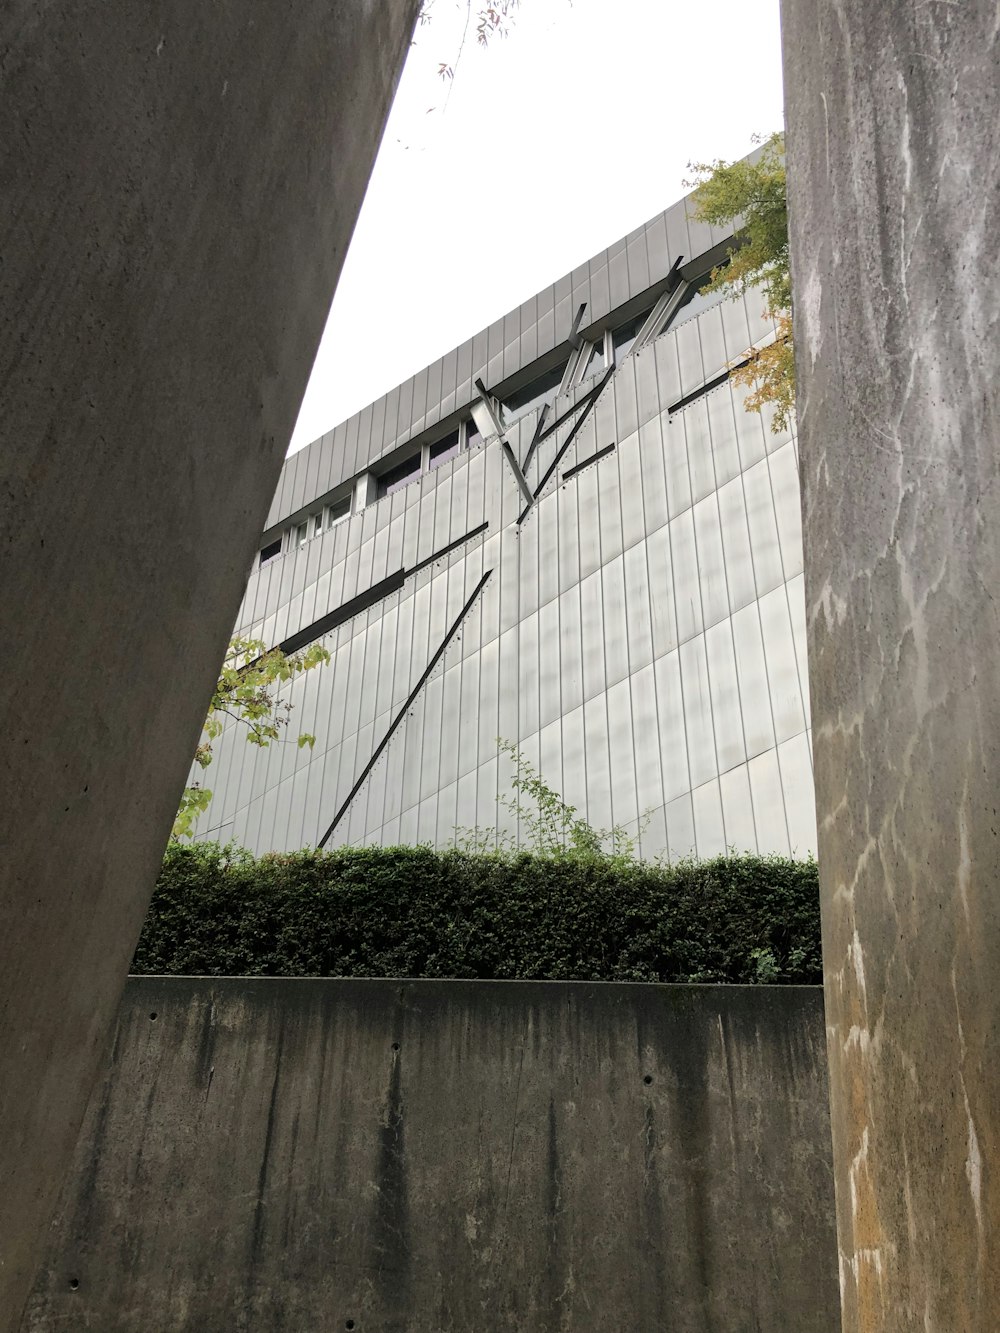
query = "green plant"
(750, 947, 781, 984)
(685, 132, 794, 433)
(173, 636, 330, 840)
(452, 738, 649, 862)
(135, 843, 821, 986)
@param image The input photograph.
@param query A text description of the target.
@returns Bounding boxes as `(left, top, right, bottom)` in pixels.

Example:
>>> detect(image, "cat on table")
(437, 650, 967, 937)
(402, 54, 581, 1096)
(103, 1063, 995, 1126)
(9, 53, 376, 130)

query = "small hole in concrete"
(149, 1012, 158, 1021)
(345, 1321, 356, 1330)
(643, 1074, 653, 1085)
(391, 1042, 400, 1052)
(69, 1278, 80, 1291)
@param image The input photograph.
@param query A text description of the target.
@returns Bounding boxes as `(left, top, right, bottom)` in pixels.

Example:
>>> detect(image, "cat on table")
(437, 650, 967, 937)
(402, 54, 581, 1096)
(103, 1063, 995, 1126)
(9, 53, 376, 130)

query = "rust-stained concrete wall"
(0, 2, 416, 1323)
(23, 979, 838, 1332)
(782, 1, 1000, 1328)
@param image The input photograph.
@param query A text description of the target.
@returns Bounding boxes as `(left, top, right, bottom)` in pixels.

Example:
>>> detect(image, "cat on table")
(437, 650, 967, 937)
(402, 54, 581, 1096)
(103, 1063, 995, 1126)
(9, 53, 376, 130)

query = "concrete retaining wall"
(0, 2, 416, 1320)
(23, 979, 838, 1331)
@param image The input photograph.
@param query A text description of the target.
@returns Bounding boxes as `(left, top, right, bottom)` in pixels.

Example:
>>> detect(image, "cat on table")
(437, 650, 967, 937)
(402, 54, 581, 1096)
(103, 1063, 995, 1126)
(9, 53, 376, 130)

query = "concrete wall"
(782, 1, 1000, 1327)
(23, 978, 838, 1332)
(0, 3, 417, 1324)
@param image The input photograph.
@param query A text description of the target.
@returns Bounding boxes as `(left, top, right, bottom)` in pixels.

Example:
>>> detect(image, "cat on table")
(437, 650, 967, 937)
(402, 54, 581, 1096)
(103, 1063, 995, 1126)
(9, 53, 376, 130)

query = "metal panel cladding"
(199, 188, 814, 860)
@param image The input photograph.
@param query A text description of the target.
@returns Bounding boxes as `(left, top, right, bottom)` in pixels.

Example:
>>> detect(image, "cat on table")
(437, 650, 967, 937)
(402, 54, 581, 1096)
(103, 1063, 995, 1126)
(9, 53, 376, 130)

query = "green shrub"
(133, 843, 820, 984)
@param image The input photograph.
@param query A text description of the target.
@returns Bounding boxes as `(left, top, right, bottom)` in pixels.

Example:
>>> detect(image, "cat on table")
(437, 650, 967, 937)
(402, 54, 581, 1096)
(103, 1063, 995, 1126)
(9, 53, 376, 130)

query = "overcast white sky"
(289, 0, 784, 454)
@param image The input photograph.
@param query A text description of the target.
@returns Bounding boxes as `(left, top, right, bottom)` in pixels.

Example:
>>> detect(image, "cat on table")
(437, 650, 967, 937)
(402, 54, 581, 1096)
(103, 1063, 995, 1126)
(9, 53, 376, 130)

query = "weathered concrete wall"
(781, 2, 1000, 1328)
(23, 979, 837, 1332)
(0, 4, 417, 1324)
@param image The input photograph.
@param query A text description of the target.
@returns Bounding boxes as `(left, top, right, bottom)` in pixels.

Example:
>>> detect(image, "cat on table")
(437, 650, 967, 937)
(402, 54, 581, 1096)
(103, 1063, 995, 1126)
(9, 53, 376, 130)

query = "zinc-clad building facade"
(196, 182, 816, 859)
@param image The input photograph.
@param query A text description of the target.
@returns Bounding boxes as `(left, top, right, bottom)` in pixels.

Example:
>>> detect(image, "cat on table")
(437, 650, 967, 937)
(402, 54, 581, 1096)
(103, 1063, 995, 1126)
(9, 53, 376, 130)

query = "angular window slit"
(562, 442, 616, 482)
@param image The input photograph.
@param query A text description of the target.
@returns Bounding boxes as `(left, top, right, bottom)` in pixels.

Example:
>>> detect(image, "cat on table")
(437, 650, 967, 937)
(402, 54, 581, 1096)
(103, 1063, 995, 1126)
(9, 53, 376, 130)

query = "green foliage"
(688, 132, 789, 313)
(135, 842, 821, 985)
(455, 738, 645, 861)
(685, 132, 794, 432)
(173, 636, 331, 841)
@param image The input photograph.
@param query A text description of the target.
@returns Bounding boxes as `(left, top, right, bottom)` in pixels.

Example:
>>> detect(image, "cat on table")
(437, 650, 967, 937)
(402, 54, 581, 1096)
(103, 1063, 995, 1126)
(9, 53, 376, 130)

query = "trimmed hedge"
(133, 843, 821, 984)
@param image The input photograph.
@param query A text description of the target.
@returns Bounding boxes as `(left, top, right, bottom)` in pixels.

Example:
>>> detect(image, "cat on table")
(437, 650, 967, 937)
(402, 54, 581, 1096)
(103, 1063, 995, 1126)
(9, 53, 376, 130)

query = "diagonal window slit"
(561, 442, 616, 482)
(316, 568, 494, 848)
(667, 358, 750, 417)
(277, 522, 489, 657)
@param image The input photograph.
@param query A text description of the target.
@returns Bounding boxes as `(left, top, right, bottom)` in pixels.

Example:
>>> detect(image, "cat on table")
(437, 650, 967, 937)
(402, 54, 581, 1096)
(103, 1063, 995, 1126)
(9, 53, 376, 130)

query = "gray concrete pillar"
(782, 2, 1000, 1328)
(0, 2, 417, 1324)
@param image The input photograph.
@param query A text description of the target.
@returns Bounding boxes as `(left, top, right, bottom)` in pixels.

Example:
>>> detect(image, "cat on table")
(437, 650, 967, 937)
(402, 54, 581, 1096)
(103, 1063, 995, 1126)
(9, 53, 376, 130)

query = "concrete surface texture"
(782, 2, 1000, 1328)
(0, 3, 417, 1325)
(22, 978, 838, 1332)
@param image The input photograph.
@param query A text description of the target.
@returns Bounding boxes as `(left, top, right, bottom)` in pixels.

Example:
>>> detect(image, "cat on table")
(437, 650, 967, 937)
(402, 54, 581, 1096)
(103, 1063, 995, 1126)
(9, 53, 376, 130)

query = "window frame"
(375, 450, 423, 500)
(326, 495, 352, 529)
(427, 427, 461, 471)
(258, 535, 283, 568)
(499, 356, 571, 426)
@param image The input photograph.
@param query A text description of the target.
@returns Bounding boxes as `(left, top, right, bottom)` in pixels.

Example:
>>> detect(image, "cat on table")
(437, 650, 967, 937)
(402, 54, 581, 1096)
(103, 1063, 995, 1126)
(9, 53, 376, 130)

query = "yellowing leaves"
(686, 133, 794, 434)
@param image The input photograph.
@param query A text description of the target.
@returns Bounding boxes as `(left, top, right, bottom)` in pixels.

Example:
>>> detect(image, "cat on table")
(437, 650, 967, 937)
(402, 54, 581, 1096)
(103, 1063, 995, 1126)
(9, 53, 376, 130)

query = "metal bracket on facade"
(527, 403, 551, 467)
(518, 365, 615, 525)
(522, 366, 604, 478)
(501, 439, 535, 511)
(474, 376, 506, 438)
(522, 303, 588, 476)
(474, 376, 536, 516)
(567, 301, 588, 351)
(639, 255, 686, 343)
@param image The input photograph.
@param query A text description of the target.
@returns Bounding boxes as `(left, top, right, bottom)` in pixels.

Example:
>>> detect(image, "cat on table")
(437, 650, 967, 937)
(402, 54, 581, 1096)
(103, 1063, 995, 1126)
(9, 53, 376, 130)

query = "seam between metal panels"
(762, 440, 802, 855)
(724, 305, 789, 856)
(694, 311, 750, 858)
(681, 319, 728, 860)
(628, 346, 667, 860)
(661, 334, 697, 859)
(317, 568, 494, 848)
(730, 307, 799, 856)
(685, 312, 730, 857)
